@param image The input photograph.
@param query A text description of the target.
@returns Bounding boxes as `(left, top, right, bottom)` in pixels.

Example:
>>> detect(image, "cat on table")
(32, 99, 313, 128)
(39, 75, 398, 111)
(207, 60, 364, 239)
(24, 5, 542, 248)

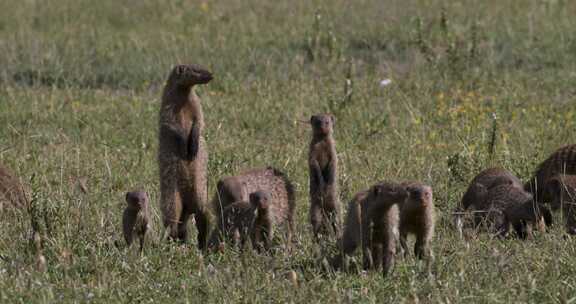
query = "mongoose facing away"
(545, 174, 576, 234)
(210, 167, 295, 249)
(334, 181, 408, 276)
(308, 114, 340, 240)
(123, 191, 150, 252)
(483, 183, 543, 239)
(399, 182, 435, 259)
(158, 64, 213, 249)
(526, 144, 576, 204)
(0, 165, 27, 211)
(220, 200, 255, 249)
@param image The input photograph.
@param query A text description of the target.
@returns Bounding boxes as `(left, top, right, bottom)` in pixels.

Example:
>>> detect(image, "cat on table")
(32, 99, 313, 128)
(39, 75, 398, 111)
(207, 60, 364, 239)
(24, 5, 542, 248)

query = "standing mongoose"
(308, 114, 340, 240)
(158, 64, 213, 250)
(210, 167, 295, 249)
(0, 165, 27, 211)
(482, 183, 543, 239)
(526, 144, 576, 205)
(250, 190, 275, 251)
(333, 182, 408, 276)
(123, 191, 150, 252)
(399, 182, 435, 260)
(545, 174, 576, 234)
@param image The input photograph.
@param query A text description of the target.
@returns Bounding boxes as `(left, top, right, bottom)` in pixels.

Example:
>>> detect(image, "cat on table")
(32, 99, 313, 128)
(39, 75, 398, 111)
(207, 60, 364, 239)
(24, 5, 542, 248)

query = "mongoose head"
(370, 182, 408, 207)
(125, 191, 149, 210)
(249, 190, 271, 212)
(169, 64, 213, 87)
(406, 184, 433, 207)
(310, 114, 335, 137)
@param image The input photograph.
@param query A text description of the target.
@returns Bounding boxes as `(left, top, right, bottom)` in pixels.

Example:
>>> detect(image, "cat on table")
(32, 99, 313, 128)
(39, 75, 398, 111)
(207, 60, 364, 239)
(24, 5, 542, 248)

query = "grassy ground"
(1, 0, 576, 302)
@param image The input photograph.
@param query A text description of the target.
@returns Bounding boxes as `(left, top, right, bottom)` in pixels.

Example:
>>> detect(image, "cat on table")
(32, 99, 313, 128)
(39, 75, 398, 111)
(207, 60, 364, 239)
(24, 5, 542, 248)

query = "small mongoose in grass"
(123, 191, 150, 252)
(333, 182, 408, 275)
(210, 167, 295, 250)
(526, 145, 576, 223)
(158, 64, 213, 250)
(482, 184, 543, 239)
(399, 182, 435, 260)
(250, 190, 275, 251)
(0, 165, 27, 211)
(308, 114, 340, 240)
(545, 174, 576, 234)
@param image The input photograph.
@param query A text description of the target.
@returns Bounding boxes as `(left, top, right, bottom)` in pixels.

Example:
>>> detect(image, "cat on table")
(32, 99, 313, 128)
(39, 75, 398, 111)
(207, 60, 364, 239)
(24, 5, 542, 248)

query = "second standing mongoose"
(308, 114, 340, 240)
(158, 64, 213, 250)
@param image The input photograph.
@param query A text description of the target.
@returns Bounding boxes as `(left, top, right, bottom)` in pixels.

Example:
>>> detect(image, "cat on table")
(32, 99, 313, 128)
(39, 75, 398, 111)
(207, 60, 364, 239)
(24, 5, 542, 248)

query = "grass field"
(1, 0, 576, 302)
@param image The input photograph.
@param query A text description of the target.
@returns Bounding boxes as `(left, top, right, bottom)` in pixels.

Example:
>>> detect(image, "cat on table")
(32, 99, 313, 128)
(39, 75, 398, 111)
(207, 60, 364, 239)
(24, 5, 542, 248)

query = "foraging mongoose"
(0, 165, 27, 210)
(399, 182, 435, 259)
(308, 114, 340, 239)
(123, 191, 150, 252)
(210, 167, 295, 249)
(545, 174, 576, 234)
(526, 144, 576, 204)
(482, 183, 543, 239)
(333, 182, 408, 275)
(158, 64, 213, 249)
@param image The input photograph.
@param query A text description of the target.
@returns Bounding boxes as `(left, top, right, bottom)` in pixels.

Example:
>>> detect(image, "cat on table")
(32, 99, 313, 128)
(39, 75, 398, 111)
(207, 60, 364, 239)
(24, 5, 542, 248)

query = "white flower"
(379, 78, 392, 87)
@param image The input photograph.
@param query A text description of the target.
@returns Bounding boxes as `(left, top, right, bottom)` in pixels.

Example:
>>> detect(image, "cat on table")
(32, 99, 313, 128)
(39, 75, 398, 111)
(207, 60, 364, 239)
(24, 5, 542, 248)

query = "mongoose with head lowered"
(308, 114, 340, 240)
(482, 183, 543, 239)
(123, 191, 150, 252)
(0, 165, 27, 211)
(526, 145, 576, 205)
(158, 64, 213, 249)
(456, 168, 549, 232)
(210, 167, 295, 250)
(545, 174, 576, 234)
(399, 182, 435, 260)
(333, 182, 408, 276)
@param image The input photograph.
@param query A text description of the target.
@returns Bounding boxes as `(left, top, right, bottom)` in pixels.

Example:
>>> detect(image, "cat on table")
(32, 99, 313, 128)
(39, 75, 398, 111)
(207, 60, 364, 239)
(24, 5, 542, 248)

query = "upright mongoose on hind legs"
(308, 114, 340, 240)
(158, 64, 213, 250)
(123, 191, 150, 252)
(399, 182, 435, 260)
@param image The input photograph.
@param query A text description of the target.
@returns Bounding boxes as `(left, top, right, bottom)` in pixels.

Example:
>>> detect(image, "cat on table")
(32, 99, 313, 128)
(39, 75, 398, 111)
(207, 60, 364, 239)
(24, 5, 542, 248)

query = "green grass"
(1, 0, 576, 302)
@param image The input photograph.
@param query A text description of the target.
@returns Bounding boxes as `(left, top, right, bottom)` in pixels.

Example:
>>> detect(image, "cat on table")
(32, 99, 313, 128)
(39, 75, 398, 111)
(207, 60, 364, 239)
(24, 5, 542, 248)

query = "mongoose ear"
(125, 192, 132, 204)
(330, 114, 336, 125)
(310, 115, 318, 125)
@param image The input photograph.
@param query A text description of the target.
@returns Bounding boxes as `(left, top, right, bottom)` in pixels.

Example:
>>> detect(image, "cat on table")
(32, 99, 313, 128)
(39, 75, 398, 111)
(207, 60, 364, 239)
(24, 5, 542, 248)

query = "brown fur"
(219, 200, 255, 248)
(333, 182, 408, 276)
(482, 184, 542, 239)
(545, 174, 576, 234)
(158, 64, 213, 249)
(399, 182, 435, 259)
(526, 144, 576, 204)
(308, 114, 340, 239)
(250, 191, 275, 251)
(0, 165, 27, 211)
(210, 167, 295, 249)
(123, 191, 150, 252)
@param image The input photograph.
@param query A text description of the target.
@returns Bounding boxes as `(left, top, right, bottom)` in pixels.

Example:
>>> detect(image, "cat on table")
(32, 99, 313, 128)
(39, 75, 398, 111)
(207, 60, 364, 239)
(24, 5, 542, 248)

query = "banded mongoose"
(333, 182, 408, 275)
(123, 191, 150, 252)
(526, 144, 576, 205)
(483, 183, 543, 239)
(158, 64, 213, 249)
(399, 182, 435, 260)
(545, 174, 576, 234)
(0, 164, 27, 211)
(308, 114, 340, 239)
(210, 167, 295, 249)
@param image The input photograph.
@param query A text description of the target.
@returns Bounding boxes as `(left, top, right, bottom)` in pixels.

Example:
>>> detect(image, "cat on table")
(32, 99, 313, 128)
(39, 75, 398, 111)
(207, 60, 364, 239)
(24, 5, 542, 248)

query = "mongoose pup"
(158, 64, 213, 249)
(210, 167, 295, 249)
(250, 190, 276, 251)
(219, 200, 255, 248)
(0, 165, 27, 210)
(333, 182, 408, 275)
(399, 182, 435, 260)
(308, 114, 340, 239)
(545, 174, 576, 234)
(123, 191, 150, 252)
(526, 144, 576, 207)
(482, 183, 543, 239)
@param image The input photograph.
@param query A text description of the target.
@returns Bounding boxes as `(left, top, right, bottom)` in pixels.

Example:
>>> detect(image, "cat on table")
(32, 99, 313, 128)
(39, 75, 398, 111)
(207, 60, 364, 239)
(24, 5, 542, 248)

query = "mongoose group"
(2, 64, 576, 277)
